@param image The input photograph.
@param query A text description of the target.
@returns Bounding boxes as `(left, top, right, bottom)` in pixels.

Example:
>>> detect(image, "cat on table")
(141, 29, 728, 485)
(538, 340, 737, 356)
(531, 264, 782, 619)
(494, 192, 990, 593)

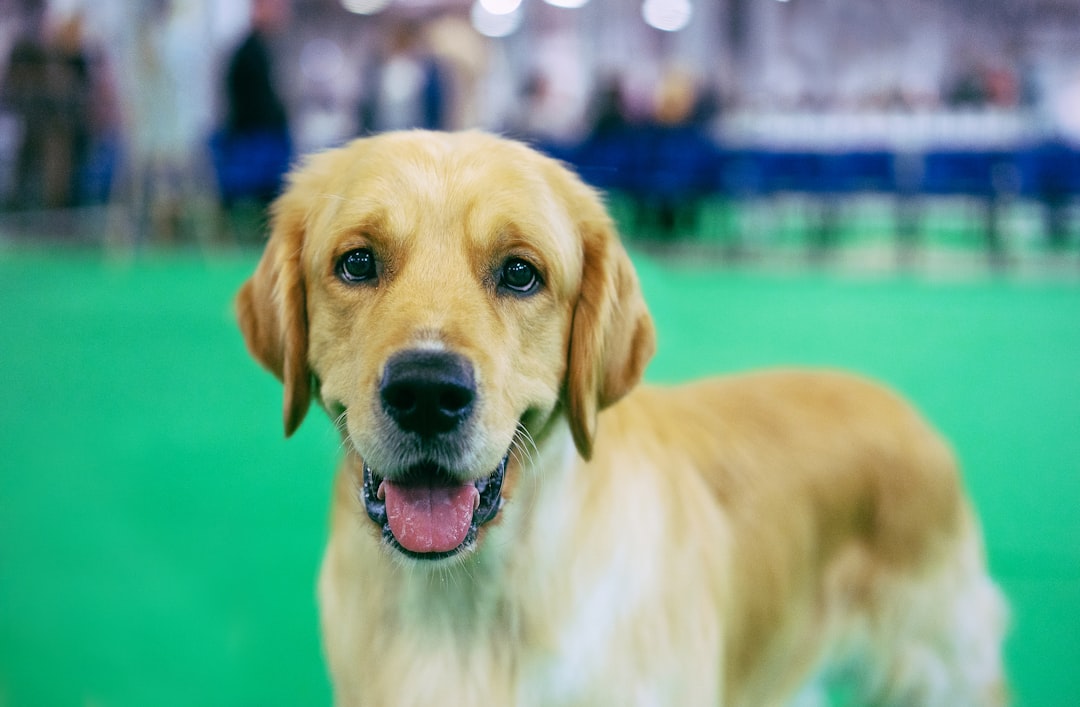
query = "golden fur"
(237, 130, 1007, 706)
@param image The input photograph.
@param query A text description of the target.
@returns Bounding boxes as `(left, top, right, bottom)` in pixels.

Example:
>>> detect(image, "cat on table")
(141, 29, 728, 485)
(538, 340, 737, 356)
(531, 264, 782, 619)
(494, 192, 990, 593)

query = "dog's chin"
(360, 454, 508, 562)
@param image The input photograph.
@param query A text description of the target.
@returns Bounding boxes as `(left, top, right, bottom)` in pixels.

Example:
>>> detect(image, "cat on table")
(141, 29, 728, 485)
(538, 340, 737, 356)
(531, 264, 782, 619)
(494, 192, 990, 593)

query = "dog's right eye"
(337, 249, 377, 284)
(499, 257, 542, 295)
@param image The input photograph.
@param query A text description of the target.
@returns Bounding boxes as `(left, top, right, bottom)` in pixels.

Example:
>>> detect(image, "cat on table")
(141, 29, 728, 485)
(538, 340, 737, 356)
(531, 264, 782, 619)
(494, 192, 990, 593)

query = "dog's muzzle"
(357, 349, 508, 558)
(361, 457, 507, 559)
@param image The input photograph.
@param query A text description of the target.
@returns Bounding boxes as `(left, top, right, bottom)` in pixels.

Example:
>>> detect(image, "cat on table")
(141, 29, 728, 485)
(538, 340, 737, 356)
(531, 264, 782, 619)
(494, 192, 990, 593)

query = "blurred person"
(569, 74, 639, 188)
(424, 15, 488, 132)
(947, 69, 988, 108)
(946, 62, 1019, 110)
(653, 68, 698, 127)
(41, 12, 96, 209)
(213, 0, 293, 228)
(1, 1, 49, 209)
(506, 72, 558, 146)
(641, 67, 720, 238)
(358, 21, 447, 134)
(1, 4, 97, 210)
(588, 76, 634, 139)
(983, 64, 1019, 108)
(123, 0, 215, 245)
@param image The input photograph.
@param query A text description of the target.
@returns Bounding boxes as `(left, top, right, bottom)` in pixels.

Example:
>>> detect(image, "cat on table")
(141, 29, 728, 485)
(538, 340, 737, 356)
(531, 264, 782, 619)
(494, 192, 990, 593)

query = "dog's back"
(590, 370, 1008, 705)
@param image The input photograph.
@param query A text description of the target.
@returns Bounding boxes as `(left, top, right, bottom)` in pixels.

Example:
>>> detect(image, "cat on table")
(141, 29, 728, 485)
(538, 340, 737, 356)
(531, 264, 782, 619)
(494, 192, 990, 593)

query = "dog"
(236, 130, 1007, 706)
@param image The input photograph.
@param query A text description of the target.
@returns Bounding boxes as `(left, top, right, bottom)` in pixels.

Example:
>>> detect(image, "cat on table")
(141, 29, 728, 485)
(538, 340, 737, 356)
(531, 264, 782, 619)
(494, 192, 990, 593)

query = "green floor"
(1, 247, 1078, 706)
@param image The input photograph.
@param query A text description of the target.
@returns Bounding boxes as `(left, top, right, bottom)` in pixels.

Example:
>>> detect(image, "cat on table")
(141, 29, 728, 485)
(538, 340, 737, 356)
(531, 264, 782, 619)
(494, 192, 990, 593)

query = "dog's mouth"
(361, 455, 507, 560)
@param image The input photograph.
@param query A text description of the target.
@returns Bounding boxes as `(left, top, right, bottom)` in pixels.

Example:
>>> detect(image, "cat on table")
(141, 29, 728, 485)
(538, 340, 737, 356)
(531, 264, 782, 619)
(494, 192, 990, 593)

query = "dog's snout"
(380, 350, 476, 437)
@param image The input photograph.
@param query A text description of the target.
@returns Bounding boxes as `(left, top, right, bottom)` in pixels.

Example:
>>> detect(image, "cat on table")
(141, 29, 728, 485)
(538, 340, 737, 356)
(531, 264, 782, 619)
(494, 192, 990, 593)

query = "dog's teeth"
(376, 482, 386, 501)
(472, 493, 480, 513)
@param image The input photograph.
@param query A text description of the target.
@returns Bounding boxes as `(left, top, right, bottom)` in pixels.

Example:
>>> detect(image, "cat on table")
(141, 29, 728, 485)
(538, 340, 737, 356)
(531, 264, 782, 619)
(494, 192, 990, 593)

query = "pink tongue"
(382, 482, 480, 554)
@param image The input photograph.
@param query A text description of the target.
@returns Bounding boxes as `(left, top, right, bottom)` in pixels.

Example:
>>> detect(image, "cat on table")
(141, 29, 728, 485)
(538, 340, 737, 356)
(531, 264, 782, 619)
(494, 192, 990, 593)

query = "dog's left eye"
(499, 258, 541, 295)
(337, 248, 377, 284)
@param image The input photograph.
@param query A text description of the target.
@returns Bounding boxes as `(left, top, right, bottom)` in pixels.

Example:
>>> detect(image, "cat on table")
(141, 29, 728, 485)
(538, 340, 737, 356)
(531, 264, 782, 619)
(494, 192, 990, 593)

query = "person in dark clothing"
(1, 6, 97, 210)
(1, 22, 50, 209)
(214, 0, 292, 211)
(226, 26, 287, 136)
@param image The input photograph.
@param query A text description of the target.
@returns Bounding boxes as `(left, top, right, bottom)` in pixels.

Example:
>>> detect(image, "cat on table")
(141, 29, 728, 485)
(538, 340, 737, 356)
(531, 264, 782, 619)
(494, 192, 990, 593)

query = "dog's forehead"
(302, 133, 582, 290)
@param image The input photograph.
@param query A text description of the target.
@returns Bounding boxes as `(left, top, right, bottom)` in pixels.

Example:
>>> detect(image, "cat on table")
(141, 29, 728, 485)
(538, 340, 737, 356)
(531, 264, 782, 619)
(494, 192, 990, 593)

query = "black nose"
(380, 350, 476, 437)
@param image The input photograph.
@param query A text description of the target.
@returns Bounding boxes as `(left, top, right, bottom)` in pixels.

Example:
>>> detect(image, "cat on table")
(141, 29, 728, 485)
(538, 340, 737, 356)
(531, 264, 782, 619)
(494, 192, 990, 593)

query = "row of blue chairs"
(548, 127, 1079, 260)
(559, 127, 1080, 203)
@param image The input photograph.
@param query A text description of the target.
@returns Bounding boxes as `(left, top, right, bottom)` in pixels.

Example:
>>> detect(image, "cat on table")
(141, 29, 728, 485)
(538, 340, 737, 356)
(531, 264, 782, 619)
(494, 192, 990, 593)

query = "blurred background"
(0, 0, 1079, 262)
(1, 0, 1078, 705)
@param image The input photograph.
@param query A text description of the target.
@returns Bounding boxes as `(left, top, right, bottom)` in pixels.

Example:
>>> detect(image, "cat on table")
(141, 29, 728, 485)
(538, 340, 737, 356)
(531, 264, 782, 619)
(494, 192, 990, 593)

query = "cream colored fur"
(237, 130, 1007, 706)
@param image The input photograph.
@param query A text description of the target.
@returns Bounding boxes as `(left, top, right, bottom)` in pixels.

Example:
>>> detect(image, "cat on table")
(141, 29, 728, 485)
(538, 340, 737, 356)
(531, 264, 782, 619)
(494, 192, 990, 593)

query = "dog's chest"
(355, 564, 675, 706)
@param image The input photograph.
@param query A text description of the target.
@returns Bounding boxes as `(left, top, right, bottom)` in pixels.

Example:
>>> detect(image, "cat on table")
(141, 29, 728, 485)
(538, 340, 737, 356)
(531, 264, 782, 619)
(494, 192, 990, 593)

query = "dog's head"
(237, 131, 654, 560)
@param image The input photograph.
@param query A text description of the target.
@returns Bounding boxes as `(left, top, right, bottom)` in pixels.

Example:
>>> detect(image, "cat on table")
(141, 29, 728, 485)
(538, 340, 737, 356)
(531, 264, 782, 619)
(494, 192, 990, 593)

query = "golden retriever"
(237, 130, 1007, 706)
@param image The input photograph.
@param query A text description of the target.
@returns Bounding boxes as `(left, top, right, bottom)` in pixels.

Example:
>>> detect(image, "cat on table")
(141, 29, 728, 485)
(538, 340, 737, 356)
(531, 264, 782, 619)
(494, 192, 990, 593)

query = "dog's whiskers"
(511, 421, 542, 488)
(332, 408, 348, 431)
(499, 417, 537, 471)
(322, 408, 355, 456)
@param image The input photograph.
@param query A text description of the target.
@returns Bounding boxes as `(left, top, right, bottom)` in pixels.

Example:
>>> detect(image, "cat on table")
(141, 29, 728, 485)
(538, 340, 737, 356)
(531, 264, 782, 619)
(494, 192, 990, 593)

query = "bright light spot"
(471, 0, 523, 37)
(545, 0, 590, 8)
(642, 0, 692, 32)
(481, 0, 523, 14)
(342, 0, 390, 15)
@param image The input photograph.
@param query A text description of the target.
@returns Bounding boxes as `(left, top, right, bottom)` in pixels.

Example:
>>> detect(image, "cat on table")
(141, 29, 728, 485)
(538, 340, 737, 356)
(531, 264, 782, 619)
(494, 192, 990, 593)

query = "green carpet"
(1, 247, 1077, 706)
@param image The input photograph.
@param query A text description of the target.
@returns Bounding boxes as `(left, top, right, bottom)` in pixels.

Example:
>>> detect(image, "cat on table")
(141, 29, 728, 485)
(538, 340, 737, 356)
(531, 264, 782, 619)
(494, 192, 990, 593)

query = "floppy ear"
(235, 189, 312, 437)
(565, 214, 656, 460)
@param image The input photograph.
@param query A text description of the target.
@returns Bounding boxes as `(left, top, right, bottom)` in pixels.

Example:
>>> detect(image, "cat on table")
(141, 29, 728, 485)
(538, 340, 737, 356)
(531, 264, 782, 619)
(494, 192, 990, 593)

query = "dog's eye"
(337, 249, 377, 283)
(499, 258, 541, 295)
